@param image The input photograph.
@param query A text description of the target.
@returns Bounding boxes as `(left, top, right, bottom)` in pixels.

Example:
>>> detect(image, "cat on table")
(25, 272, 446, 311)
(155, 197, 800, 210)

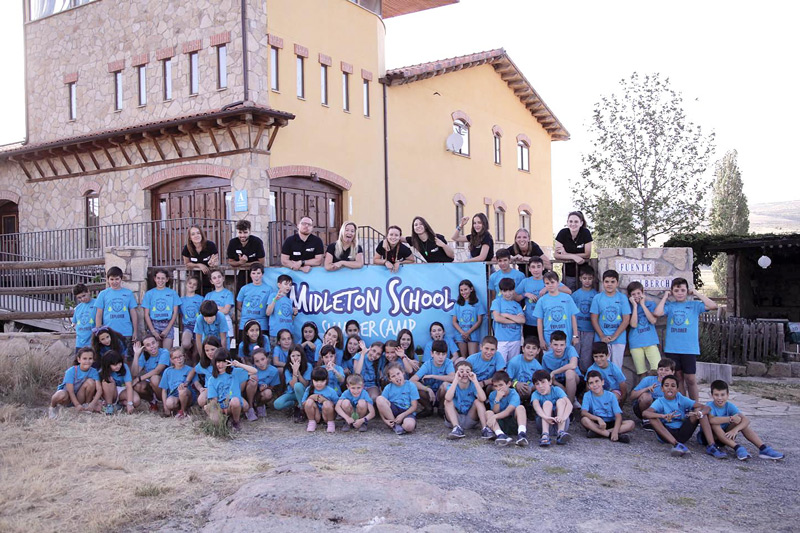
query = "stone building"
(0, 0, 568, 266)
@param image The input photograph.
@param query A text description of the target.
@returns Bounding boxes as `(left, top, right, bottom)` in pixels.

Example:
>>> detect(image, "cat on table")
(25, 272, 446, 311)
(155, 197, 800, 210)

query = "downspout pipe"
(382, 82, 389, 229)
(241, 0, 249, 102)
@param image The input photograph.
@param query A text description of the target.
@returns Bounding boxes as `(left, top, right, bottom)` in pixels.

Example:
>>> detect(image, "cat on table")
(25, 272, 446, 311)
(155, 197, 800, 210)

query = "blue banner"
(262, 263, 489, 349)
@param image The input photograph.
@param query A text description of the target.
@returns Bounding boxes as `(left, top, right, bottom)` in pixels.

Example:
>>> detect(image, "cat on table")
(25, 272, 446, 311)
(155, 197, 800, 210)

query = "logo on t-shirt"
(671, 310, 689, 326)
(154, 299, 169, 312)
(579, 300, 591, 314)
(602, 306, 621, 323)
(76, 310, 94, 328)
(278, 302, 292, 317)
(110, 298, 126, 313)
(459, 308, 476, 325)
(547, 306, 568, 323)
(244, 295, 264, 310)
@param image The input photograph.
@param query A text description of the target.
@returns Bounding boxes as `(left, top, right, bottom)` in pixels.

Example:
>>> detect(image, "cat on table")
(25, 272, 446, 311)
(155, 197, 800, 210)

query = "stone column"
(105, 246, 150, 336)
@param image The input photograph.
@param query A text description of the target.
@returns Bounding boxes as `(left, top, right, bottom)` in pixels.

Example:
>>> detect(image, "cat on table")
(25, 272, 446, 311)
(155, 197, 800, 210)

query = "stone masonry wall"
(597, 247, 694, 295)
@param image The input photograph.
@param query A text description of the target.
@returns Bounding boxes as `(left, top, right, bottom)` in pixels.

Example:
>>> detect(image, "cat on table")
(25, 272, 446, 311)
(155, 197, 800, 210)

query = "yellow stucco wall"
(266, 0, 386, 229)
(386, 64, 554, 248)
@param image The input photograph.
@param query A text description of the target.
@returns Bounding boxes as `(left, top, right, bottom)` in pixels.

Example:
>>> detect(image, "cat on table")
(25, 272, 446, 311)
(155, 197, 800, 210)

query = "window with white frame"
(68, 82, 77, 120)
(363, 79, 370, 117)
(162, 58, 172, 100)
(270, 46, 279, 91)
(495, 207, 506, 243)
(137, 65, 147, 106)
(296, 55, 305, 98)
(320, 64, 328, 105)
(217, 44, 228, 89)
(113, 71, 123, 111)
(188, 51, 199, 95)
(519, 210, 531, 232)
(493, 133, 501, 165)
(453, 119, 470, 156)
(342, 72, 350, 111)
(517, 140, 530, 171)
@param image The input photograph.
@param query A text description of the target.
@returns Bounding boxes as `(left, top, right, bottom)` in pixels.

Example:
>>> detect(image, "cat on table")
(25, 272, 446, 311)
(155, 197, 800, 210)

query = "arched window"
(453, 119, 470, 156)
(455, 200, 465, 236)
(495, 207, 506, 243)
(519, 210, 531, 232)
(493, 133, 501, 165)
(517, 140, 530, 172)
(85, 190, 100, 249)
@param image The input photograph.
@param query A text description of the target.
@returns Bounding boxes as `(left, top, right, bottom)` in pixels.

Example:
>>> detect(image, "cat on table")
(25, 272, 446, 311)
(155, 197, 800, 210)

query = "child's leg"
(456, 341, 468, 359)
(540, 400, 554, 435)
(228, 398, 242, 422)
(245, 378, 258, 408)
(555, 397, 571, 432)
(515, 405, 527, 428)
(101, 380, 117, 405)
(401, 415, 416, 433)
(374, 396, 395, 428)
(467, 341, 478, 356)
(473, 400, 488, 427)
(149, 375, 163, 400)
(134, 381, 152, 402)
(684, 373, 699, 401)
(293, 382, 306, 405)
(178, 388, 190, 412)
(618, 419, 635, 434)
(578, 331, 594, 373)
(51, 390, 69, 407)
(164, 396, 179, 413)
(118, 389, 141, 408)
(581, 416, 609, 437)
(340, 401, 355, 418)
(321, 400, 335, 422)
(366, 386, 380, 401)
(674, 369, 686, 396)
(630, 347, 648, 378)
(273, 391, 296, 411)
(444, 397, 461, 427)
(181, 330, 193, 355)
(355, 399, 369, 418)
(304, 400, 321, 422)
(711, 424, 737, 448)
(564, 370, 578, 403)
(644, 346, 661, 373)
(79, 380, 97, 408)
(648, 418, 678, 445)
(637, 392, 654, 412)
(197, 389, 208, 408)
(609, 344, 625, 369)
(485, 410, 498, 431)
(259, 387, 274, 406)
(740, 426, 765, 448)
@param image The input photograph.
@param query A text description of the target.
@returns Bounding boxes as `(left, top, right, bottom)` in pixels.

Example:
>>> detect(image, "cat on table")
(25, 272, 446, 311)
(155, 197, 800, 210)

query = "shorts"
(522, 324, 539, 342)
(630, 345, 661, 374)
(445, 412, 479, 430)
(498, 416, 518, 436)
(666, 352, 697, 375)
(116, 385, 126, 399)
(390, 403, 417, 419)
(152, 319, 174, 339)
(608, 343, 625, 369)
(497, 341, 521, 363)
(535, 405, 571, 433)
(664, 418, 698, 444)
(453, 326, 481, 344)
(168, 387, 198, 404)
(577, 330, 595, 373)
(632, 399, 643, 419)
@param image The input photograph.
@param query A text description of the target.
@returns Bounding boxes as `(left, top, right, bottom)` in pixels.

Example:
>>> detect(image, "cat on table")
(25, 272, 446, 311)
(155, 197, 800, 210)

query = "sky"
(1, 0, 798, 230)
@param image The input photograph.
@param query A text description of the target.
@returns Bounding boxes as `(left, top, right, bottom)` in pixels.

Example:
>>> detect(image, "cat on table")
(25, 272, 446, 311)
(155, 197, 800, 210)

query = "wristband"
(301, 260, 305, 267)
(512, 380, 518, 387)
(127, 401, 134, 406)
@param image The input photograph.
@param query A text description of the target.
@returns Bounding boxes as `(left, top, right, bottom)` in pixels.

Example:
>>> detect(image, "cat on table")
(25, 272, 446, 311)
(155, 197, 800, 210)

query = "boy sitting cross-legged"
(630, 358, 675, 431)
(580, 370, 634, 443)
(444, 360, 489, 440)
(700, 380, 784, 461)
(335, 373, 376, 433)
(531, 369, 573, 447)
(484, 371, 529, 447)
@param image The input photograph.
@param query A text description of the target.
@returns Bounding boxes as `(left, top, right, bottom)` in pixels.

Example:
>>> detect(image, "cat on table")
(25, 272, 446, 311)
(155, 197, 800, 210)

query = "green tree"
(709, 149, 749, 293)
(574, 73, 715, 247)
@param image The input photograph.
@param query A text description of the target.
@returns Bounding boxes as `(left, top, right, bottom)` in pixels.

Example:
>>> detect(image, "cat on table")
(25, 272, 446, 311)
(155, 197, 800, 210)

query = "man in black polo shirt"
(227, 219, 266, 289)
(280, 216, 325, 273)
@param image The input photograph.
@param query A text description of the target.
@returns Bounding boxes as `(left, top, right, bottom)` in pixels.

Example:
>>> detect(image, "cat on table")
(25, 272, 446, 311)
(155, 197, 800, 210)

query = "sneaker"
(293, 407, 304, 424)
(616, 433, 631, 444)
(586, 430, 602, 439)
(495, 433, 513, 446)
(306, 420, 317, 432)
(245, 408, 257, 422)
(327, 421, 336, 433)
(149, 401, 159, 413)
(516, 432, 529, 447)
(641, 419, 654, 432)
(341, 422, 351, 432)
(671, 442, 689, 457)
(557, 431, 572, 445)
(48, 406, 57, 419)
(175, 410, 186, 420)
(480, 426, 495, 440)
(448, 426, 466, 440)
(231, 421, 241, 431)
(736, 446, 751, 461)
(358, 420, 369, 432)
(256, 405, 267, 418)
(539, 433, 551, 447)
(394, 424, 406, 435)
(758, 446, 784, 460)
(104, 404, 115, 416)
(706, 444, 728, 460)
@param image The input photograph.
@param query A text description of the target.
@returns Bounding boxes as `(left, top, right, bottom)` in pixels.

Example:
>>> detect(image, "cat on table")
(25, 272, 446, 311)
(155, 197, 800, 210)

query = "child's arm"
(610, 413, 622, 440)
(220, 331, 227, 349)
(629, 298, 639, 328)
(233, 361, 258, 375)
(143, 307, 157, 340)
(185, 368, 196, 387)
(266, 292, 281, 317)
(507, 312, 525, 325)
(428, 372, 455, 383)
(472, 373, 487, 403)
(396, 399, 418, 422)
(195, 332, 203, 353)
(640, 301, 658, 325)
(581, 409, 604, 425)
(365, 401, 376, 421)
(95, 307, 104, 329)
(532, 399, 546, 419)
(466, 314, 483, 337)
(130, 307, 139, 339)
(161, 381, 169, 410)
(335, 399, 352, 423)
(452, 314, 466, 337)
(451, 216, 469, 243)
(570, 315, 579, 345)
(609, 314, 630, 343)
(690, 288, 718, 311)
(653, 291, 670, 317)
(537, 319, 546, 349)
(618, 381, 628, 402)
(492, 310, 512, 324)
(550, 358, 578, 377)
(590, 313, 604, 339)
(629, 381, 654, 401)
(398, 354, 415, 375)
(558, 284, 573, 295)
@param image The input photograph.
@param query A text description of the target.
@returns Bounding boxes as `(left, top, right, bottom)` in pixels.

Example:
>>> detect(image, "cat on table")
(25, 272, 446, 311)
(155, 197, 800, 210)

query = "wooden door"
(0, 201, 19, 261)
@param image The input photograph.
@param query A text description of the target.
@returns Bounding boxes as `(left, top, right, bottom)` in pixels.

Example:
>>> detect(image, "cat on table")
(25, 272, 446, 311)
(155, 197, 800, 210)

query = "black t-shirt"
(326, 243, 364, 263)
(555, 227, 593, 278)
(505, 241, 545, 276)
(375, 241, 413, 263)
(405, 234, 453, 263)
(469, 232, 494, 261)
(226, 235, 266, 263)
(181, 241, 218, 264)
(281, 233, 324, 262)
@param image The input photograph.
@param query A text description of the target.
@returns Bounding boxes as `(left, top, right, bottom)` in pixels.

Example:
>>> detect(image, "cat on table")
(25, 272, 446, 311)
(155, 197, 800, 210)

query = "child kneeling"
(49, 347, 103, 418)
(580, 370, 634, 443)
(485, 371, 529, 447)
(376, 363, 419, 435)
(302, 367, 340, 433)
(530, 369, 573, 446)
(335, 374, 376, 432)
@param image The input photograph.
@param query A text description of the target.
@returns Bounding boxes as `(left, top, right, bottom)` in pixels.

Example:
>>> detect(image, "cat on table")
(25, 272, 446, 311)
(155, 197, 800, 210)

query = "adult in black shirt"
(226, 219, 265, 290)
(324, 221, 364, 271)
(452, 213, 494, 262)
(181, 225, 219, 294)
(405, 216, 454, 263)
(374, 225, 414, 273)
(280, 216, 325, 273)
(505, 228, 551, 275)
(554, 210, 593, 290)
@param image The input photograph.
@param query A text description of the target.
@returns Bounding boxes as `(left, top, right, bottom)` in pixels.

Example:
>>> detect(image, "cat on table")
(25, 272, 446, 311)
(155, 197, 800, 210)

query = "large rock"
(731, 365, 747, 377)
(746, 361, 767, 377)
(766, 362, 792, 378)
(791, 362, 800, 378)
(696, 362, 732, 384)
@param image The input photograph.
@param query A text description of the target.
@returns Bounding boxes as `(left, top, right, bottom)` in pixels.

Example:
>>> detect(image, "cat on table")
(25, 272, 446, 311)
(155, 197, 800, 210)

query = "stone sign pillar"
(597, 247, 694, 294)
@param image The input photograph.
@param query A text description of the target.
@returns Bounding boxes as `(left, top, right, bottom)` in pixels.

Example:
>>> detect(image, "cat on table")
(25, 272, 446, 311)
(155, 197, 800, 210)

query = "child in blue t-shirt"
(630, 358, 675, 430)
(204, 348, 257, 431)
(194, 300, 228, 349)
(239, 319, 268, 363)
(131, 334, 171, 409)
(317, 344, 346, 393)
(272, 329, 296, 370)
(533, 271, 580, 350)
(642, 375, 725, 458)
(92, 326, 129, 367)
(236, 264, 273, 332)
(143, 269, 181, 349)
(302, 366, 341, 433)
(452, 279, 486, 358)
(515, 256, 572, 340)
(491, 278, 525, 362)
(160, 347, 197, 419)
(194, 336, 222, 408)
(422, 322, 461, 362)
(335, 373, 376, 432)
(273, 345, 312, 422)
(49, 347, 102, 418)
(411, 339, 455, 413)
(627, 281, 661, 378)
(580, 370, 634, 443)
(180, 277, 204, 361)
(654, 277, 718, 401)
(590, 270, 631, 369)
(205, 269, 235, 342)
(530, 369, 572, 446)
(98, 349, 139, 415)
(586, 342, 628, 404)
(701, 380, 784, 460)
(244, 347, 281, 420)
(506, 336, 543, 405)
(376, 363, 420, 435)
(94, 266, 139, 345)
(71, 284, 96, 351)
(572, 265, 598, 372)
(541, 331, 582, 405)
(266, 274, 297, 347)
(444, 360, 489, 439)
(465, 336, 506, 392)
(354, 341, 385, 401)
(485, 370, 528, 446)
(488, 249, 526, 301)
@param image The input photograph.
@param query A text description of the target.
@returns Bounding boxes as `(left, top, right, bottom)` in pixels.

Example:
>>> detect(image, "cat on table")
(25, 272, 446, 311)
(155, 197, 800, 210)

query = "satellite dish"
(446, 131, 463, 152)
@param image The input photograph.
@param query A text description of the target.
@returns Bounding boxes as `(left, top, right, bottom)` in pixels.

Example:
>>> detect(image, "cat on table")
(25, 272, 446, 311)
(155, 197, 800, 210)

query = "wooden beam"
(179, 126, 202, 156)
(0, 257, 105, 270)
(206, 128, 220, 153)
(110, 140, 132, 165)
(134, 140, 149, 162)
(45, 157, 58, 176)
(71, 151, 86, 173)
(0, 310, 74, 320)
(16, 160, 32, 180)
(102, 146, 116, 168)
(166, 132, 183, 158)
(87, 150, 101, 170)
(0, 282, 106, 296)
(143, 132, 166, 161)
(225, 125, 239, 150)
(253, 124, 265, 148)
(32, 160, 46, 178)
(58, 155, 73, 174)
(267, 125, 280, 151)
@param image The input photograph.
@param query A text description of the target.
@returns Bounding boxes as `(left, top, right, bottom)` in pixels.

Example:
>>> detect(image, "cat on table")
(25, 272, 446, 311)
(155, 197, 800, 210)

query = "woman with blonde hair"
(324, 221, 364, 271)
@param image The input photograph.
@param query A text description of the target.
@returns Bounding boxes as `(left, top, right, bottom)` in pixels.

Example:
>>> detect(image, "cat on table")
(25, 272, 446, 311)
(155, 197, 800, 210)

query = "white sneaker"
(245, 407, 257, 422)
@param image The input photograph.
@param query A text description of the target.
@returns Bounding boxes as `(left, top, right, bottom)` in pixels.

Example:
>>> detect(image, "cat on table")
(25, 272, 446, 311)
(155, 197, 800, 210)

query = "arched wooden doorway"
(0, 200, 19, 261)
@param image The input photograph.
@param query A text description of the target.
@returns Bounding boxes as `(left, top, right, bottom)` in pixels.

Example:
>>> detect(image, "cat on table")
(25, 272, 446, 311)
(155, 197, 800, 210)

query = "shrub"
(0, 342, 71, 405)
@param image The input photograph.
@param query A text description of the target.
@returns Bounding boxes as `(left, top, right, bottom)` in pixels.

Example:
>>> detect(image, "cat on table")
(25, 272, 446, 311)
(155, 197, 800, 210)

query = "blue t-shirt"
(204, 288, 234, 315)
(706, 400, 739, 430)
(516, 277, 566, 326)
(663, 300, 706, 355)
(272, 345, 291, 365)
(414, 358, 455, 392)
(541, 345, 581, 377)
(138, 348, 170, 374)
(587, 362, 627, 392)
(194, 312, 228, 342)
(446, 381, 479, 414)
(232, 367, 251, 387)
(465, 352, 507, 381)
(301, 385, 340, 404)
(71, 299, 96, 348)
(283, 365, 313, 386)
(160, 365, 195, 394)
(590, 291, 632, 345)
(572, 288, 598, 332)
(533, 292, 579, 342)
(94, 287, 138, 336)
(325, 364, 346, 392)
(452, 301, 486, 342)
(194, 363, 213, 388)
(315, 345, 345, 367)
(505, 354, 544, 385)
(381, 380, 420, 410)
(489, 268, 526, 293)
(531, 385, 566, 406)
(236, 283, 273, 330)
(238, 335, 269, 359)
(633, 375, 665, 399)
(488, 389, 521, 411)
(339, 389, 373, 408)
(142, 287, 180, 322)
(255, 366, 281, 387)
(650, 393, 696, 429)
(207, 372, 242, 403)
(181, 294, 204, 332)
(490, 298, 523, 342)
(422, 338, 460, 362)
(354, 353, 384, 388)
(110, 364, 132, 386)
(581, 390, 623, 421)
(58, 365, 100, 391)
(629, 300, 660, 349)
(268, 294, 295, 335)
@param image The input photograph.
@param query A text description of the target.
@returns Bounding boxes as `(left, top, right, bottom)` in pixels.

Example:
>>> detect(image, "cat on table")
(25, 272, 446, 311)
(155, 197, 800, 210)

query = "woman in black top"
(554, 211, 593, 290)
(505, 228, 551, 275)
(374, 225, 414, 272)
(181, 225, 219, 294)
(324, 221, 364, 271)
(406, 216, 454, 263)
(452, 213, 494, 262)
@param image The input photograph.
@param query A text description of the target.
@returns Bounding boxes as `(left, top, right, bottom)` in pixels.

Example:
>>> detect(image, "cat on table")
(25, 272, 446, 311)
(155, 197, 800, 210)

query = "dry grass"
(0, 341, 72, 405)
(733, 380, 800, 405)
(0, 410, 264, 532)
